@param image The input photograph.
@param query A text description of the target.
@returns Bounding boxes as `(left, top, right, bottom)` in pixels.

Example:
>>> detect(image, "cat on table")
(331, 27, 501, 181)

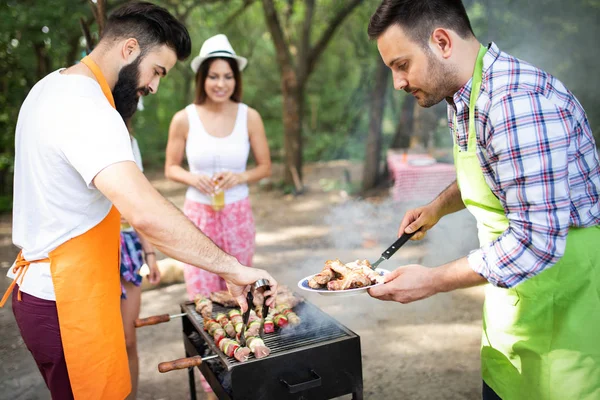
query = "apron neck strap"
(453, 44, 488, 151)
(80, 56, 116, 109)
(466, 44, 488, 151)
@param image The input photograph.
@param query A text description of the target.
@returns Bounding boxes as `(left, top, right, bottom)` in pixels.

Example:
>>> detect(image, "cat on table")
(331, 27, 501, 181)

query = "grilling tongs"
(370, 231, 417, 269)
(239, 278, 271, 347)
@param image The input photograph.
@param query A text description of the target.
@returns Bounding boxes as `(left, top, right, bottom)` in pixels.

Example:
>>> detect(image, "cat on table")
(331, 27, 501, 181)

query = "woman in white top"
(165, 34, 271, 301)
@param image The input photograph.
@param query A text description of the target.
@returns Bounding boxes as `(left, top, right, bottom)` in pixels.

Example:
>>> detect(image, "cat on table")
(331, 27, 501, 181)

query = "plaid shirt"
(449, 42, 600, 288)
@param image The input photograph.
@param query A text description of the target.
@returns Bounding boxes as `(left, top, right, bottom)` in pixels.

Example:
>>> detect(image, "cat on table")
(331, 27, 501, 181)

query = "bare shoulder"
(246, 106, 264, 127)
(169, 109, 189, 137)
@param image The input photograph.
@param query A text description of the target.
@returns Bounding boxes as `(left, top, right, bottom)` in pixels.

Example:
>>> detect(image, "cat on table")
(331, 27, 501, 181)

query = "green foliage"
(1, 0, 599, 207)
(0, 0, 89, 204)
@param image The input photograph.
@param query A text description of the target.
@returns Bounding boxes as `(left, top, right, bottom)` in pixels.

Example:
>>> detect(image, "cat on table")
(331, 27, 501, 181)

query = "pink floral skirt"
(182, 197, 255, 301)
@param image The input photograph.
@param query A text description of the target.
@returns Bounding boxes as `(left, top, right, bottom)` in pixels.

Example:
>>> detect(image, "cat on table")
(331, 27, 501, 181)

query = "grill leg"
(352, 391, 363, 400)
(187, 350, 197, 400)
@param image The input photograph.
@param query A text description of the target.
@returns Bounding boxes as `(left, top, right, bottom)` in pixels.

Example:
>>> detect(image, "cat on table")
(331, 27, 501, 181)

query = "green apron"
(453, 45, 600, 400)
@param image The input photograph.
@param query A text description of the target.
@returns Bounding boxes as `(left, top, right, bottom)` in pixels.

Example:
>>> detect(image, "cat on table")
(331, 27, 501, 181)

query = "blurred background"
(0, 0, 598, 205)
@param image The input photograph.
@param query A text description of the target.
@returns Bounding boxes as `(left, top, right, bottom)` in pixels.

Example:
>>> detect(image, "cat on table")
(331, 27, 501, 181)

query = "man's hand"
(398, 204, 442, 240)
(222, 264, 278, 312)
(147, 257, 161, 285)
(368, 264, 439, 303)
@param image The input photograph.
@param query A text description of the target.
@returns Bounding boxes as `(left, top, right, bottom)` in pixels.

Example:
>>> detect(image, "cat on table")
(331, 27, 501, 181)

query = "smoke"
(473, 1, 600, 136)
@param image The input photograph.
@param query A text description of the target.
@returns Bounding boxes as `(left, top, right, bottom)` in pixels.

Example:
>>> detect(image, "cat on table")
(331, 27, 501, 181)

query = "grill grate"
(184, 301, 350, 367)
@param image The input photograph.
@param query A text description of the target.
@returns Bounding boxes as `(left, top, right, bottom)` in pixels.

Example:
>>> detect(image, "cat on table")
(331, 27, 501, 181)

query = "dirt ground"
(0, 161, 485, 400)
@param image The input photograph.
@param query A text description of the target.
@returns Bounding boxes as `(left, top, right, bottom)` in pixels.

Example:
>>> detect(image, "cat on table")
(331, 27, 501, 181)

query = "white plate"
(408, 158, 436, 166)
(297, 268, 390, 297)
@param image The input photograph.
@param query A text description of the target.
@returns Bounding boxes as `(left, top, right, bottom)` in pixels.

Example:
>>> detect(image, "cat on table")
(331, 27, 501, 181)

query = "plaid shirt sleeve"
(467, 92, 573, 288)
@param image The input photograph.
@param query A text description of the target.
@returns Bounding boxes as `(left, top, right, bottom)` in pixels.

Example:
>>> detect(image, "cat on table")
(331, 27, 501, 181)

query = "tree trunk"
(390, 94, 415, 149)
(66, 34, 82, 66)
(411, 102, 441, 150)
(362, 62, 389, 192)
(34, 42, 51, 80)
(282, 76, 303, 191)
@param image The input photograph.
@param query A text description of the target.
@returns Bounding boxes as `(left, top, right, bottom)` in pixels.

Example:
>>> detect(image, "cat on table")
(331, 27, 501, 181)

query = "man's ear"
(430, 28, 453, 60)
(121, 38, 141, 64)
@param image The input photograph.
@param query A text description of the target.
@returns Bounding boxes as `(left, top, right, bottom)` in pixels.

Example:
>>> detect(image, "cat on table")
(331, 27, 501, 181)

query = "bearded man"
(367, 1, 600, 399)
(2, 2, 277, 399)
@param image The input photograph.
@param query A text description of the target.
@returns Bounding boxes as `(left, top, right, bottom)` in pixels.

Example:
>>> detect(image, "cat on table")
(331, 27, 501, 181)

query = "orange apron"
(1, 56, 131, 399)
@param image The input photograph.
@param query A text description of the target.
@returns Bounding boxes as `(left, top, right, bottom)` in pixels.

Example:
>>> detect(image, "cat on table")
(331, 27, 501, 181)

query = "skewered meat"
(263, 312, 275, 333)
(246, 336, 270, 358)
(228, 309, 244, 333)
(244, 315, 262, 338)
(215, 312, 236, 338)
(205, 318, 251, 362)
(194, 294, 212, 319)
(273, 313, 289, 328)
(275, 304, 301, 326)
(218, 338, 251, 362)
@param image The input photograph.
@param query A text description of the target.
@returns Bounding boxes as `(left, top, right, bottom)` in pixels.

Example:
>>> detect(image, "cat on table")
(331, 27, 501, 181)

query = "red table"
(387, 151, 456, 203)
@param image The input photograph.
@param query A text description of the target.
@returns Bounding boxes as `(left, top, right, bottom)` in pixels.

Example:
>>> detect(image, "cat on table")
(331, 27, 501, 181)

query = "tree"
(362, 60, 389, 192)
(260, 0, 364, 189)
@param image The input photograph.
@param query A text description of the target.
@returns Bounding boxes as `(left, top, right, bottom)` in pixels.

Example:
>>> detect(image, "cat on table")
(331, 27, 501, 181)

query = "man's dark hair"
(102, 1, 191, 60)
(194, 57, 243, 105)
(368, 0, 475, 47)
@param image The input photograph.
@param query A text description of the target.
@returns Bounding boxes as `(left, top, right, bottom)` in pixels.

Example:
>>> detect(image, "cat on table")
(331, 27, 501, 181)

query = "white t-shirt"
(7, 69, 135, 300)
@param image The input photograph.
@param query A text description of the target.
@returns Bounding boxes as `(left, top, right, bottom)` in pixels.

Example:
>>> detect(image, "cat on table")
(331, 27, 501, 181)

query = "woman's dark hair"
(368, 0, 475, 47)
(194, 57, 243, 105)
(101, 1, 191, 61)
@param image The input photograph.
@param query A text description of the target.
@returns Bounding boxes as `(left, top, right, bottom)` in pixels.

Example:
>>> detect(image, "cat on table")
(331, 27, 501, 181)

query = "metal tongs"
(370, 232, 417, 269)
(239, 279, 271, 347)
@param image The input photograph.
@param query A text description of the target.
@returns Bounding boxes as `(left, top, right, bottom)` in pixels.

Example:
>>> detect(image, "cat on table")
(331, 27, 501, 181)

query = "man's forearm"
(97, 162, 240, 275)
(133, 192, 239, 274)
(430, 181, 465, 218)
(433, 256, 487, 293)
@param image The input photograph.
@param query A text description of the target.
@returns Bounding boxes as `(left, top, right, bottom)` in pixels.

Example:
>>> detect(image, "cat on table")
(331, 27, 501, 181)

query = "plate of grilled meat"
(298, 259, 389, 297)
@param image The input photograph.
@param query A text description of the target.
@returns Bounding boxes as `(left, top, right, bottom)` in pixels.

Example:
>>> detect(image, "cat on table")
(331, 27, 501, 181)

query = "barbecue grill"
(167, 300, 363, 400)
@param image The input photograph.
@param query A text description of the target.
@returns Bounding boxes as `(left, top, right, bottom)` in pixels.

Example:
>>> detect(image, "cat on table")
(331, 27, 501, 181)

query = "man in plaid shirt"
(367, 0, 600, 399)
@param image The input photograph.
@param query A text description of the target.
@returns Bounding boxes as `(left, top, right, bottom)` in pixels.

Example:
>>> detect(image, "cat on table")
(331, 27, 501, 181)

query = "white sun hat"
(190, 34, 248, 73)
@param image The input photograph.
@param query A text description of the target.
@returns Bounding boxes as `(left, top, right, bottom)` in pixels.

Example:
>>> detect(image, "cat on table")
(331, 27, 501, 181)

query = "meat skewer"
(204, 319, 250, 362)
(245, 336, 271, 358)
(275, 304, 301, 326)
(228, 309, 244, 333)
(263, 311, 275, 333)
(218, 338, 251, 362)
(194, 294, 212, 319)
(215, 312, 236, 338)
(273, 312, 289, 328)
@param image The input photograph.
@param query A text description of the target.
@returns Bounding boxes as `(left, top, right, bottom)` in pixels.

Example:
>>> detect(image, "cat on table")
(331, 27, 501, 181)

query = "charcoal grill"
(174, 300, 363, 400)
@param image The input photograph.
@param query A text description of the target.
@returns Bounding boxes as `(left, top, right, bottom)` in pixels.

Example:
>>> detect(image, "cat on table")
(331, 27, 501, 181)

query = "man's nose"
(393, 73, 407, 91)
(148, 76, 160, 94)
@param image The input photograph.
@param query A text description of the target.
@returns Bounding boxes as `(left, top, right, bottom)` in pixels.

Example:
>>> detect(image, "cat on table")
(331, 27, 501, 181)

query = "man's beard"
(408, 52, 459, 108)
(113, 57, 149, 122)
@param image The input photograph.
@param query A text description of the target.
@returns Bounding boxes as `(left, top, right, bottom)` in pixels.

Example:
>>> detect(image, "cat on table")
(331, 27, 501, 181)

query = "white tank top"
(184, 103, 250, 204)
